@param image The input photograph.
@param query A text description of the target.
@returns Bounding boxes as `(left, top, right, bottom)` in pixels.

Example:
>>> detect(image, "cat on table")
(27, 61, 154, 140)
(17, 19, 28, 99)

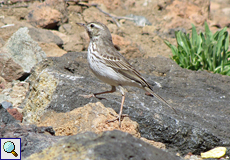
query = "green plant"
(164, 22, 230, 76)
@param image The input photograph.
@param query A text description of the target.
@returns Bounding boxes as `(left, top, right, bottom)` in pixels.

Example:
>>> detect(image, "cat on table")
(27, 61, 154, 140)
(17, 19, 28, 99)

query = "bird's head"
(77, 22, 112, 41)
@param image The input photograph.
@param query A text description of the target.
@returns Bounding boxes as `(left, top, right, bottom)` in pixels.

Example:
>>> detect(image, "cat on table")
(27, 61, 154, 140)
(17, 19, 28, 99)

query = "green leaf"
(204, 22, 213, 43)
(191, 24, 198, 47)
(164, 40, 178, 56)
(176, 31, 191, 55)
(164, 23, 230, 77)
(224, 31, 229, 52)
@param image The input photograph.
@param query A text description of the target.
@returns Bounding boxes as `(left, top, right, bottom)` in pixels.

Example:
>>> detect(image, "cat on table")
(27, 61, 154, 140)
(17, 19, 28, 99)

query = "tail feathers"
(144, 87, 177, 114)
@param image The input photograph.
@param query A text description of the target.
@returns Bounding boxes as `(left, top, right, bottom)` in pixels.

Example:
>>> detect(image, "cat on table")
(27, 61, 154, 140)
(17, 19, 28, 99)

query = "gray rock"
(25, 130, 181, 160)
(0, 122, 59, 159)
(1, 101, 13, 109)
(22, 52, 230, 155)
(127, 14, 152, 26)
(1, 27, 46, 76)
(0, 103, 16, 125)
(28, 28, 63, 47)
(0, 102, 59, 159)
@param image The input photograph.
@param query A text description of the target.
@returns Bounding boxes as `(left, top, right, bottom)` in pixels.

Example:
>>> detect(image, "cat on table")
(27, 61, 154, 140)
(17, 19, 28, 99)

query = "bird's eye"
(90, 24, 95, 28)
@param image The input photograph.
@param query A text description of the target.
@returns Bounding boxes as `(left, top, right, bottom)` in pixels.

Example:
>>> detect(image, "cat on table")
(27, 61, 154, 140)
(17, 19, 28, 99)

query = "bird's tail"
(144, 86, 177, 114)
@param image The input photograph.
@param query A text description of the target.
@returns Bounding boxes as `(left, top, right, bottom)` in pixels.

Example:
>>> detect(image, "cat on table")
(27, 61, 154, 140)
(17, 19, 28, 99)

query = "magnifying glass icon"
(3, 141, 18, 157)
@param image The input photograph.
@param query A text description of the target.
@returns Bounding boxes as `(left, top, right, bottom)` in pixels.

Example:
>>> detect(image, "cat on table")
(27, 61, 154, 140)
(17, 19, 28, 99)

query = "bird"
(77, 22, 177, 128)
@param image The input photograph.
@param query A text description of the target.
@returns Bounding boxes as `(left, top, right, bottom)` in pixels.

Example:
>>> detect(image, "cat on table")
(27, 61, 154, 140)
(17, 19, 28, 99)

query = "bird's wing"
(99, 43, 150, 88)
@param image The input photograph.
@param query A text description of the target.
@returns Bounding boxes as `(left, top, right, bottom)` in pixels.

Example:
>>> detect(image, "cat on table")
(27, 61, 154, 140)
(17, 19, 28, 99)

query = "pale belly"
(87, 50, 139, 87)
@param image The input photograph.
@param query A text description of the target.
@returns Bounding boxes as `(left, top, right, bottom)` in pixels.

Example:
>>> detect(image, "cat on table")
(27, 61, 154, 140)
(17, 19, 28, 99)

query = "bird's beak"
(76, 23, 86, 28)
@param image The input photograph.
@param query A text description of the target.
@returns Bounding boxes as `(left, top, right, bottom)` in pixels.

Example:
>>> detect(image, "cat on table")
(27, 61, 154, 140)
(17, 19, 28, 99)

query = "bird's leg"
(79, 86, 116, 100)
(118, 93, 126, 127)
(106, 86, 128, 128)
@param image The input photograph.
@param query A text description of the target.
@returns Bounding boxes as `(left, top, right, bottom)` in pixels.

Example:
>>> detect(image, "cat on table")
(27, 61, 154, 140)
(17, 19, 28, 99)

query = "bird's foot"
(106, 112, 129, 128)
(145, 92, 153, 97)
(79, 94, 107, 100)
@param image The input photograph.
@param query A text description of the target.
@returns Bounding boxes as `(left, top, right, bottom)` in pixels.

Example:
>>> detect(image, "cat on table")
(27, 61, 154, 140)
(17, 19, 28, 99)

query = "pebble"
(1, 101, 13, 109)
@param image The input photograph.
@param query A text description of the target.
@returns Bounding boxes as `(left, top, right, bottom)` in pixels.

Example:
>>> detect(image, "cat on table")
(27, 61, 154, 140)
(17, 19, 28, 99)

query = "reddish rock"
(90, 0, 122, 10)
(163, 0, 210, 30)
(82, 7, 108, 25)
(44, 0, 68, 23)
(0, 76, 7, 90)
(27, 6, 63, 29)
(39, 42, 66, 57)
(37, 102, 140, 137)
(112, 34, 131, 48)
(0, 53, 24, 82)
(7, 108, 23, 122)
(67, 5, 83, 13)
(27, 0, 68, 29)
(111, 34, 141, 59)
(142, 25, 156, 35)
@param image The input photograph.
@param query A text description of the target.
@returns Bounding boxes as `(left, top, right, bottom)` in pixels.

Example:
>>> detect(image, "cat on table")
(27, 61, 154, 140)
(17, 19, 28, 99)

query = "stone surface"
(82, 7, 108, 25)
(43, 0, 68, 23)
(112, 34, 131, 48)
(0, 122, 59, 159)
(0, 101, 176, 160)
(7, 108, 23, 122)
(0, 52, 24, 81)
(27, 5, 63, 29)
(162, 0, 210, 32)
(0, 76, 7, 90)
(28, 28, 63, 47)
(61, 34, 85, 52)
(21, 52, 230, 155)
(22, 59, 58, 123)
(0, 27, 46, 81)
(38, 42, 66, 57)
(67, 5, 83, 13)
(110, 34, 141, 59)
(90, 0, 122, 10)
(0, 100, 59, 159)
(0, 103, 16, 125)
(140, 137, 166, 149)
(26, 130, 181, 160)
(0, 16, 33, 42)
(1, 101, 13, 109)
(0, 80, 29, 108)
(142, 25, 156, 35)
(37, 102, 140, 137)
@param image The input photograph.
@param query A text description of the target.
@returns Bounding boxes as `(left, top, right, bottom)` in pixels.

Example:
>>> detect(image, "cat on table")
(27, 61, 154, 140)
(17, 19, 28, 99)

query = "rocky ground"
(0, 0, 230, 159)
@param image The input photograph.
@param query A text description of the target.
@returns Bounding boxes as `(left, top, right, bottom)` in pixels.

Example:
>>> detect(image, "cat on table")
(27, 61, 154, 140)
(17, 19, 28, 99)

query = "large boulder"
(22, 52, 230, 155)
(25, 130, 181, 160)
(0, 27, 46, 81)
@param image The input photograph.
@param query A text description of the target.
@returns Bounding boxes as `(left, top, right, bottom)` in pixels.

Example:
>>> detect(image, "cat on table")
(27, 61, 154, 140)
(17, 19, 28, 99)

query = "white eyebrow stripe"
(93, 23, 104, 30)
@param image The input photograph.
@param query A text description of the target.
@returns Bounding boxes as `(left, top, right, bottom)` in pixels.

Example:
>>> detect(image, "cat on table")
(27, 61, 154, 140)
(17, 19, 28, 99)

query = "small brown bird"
(77, 22, 176, 127)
